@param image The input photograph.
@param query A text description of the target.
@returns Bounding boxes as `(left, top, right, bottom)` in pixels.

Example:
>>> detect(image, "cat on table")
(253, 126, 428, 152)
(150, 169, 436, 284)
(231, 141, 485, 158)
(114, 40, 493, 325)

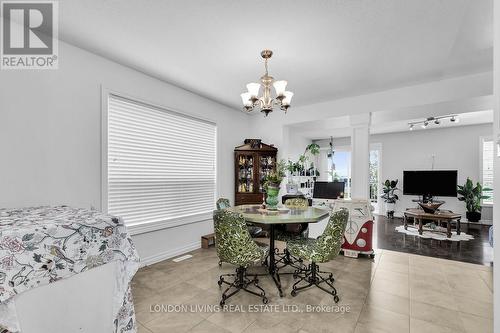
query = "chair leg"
(218, 266, 268, 306)
(291, 262, 340, 303)
(276, 248, 305, 272)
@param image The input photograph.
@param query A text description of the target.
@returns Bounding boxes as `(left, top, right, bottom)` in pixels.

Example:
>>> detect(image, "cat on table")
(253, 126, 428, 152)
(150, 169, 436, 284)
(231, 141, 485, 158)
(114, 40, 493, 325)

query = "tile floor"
(131, 247, 493, 333)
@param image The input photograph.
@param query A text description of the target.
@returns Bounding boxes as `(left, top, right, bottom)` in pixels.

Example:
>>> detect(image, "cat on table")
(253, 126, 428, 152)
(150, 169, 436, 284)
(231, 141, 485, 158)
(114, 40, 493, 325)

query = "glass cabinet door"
(236, 153, 255, 193)
(258, 154, 276, 192)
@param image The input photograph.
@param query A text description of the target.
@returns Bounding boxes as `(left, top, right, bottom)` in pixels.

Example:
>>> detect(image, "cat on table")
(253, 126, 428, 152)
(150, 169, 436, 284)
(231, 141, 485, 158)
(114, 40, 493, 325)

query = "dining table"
(227, 204, 330, 297)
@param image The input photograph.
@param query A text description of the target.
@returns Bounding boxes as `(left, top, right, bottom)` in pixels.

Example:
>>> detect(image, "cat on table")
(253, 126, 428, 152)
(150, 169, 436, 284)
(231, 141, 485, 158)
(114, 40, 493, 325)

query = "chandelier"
(240, 50, 293, 116)
(408, 115, 459, 130)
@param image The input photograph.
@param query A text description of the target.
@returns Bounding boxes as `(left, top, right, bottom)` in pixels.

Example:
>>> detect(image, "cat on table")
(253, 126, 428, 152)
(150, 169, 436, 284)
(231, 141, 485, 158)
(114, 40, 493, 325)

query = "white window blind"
(107, 94, 217, 227)
(482, 138, 493, 205)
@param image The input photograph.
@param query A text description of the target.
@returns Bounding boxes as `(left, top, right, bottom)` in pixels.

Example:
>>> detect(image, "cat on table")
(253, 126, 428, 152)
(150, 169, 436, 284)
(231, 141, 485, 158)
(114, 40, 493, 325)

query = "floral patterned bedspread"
(0, 206, 140, 333)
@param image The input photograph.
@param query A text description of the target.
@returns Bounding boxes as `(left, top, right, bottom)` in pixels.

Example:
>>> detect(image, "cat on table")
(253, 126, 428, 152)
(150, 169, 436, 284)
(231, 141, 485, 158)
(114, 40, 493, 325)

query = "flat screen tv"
(403, 170, 457, 197)
(313, 181, 345, 199)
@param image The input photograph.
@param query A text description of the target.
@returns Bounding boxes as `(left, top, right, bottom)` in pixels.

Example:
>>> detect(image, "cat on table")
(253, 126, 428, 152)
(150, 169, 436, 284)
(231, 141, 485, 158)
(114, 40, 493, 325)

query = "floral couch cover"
(0, 206, 140, 333)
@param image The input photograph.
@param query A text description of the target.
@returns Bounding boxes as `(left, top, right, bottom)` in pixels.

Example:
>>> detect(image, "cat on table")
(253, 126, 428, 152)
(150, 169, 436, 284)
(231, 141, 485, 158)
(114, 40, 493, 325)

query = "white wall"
(0, 41, 250, 264)
(317, 124, 493, 217)
(284, 128, 311, 161)
(493, 2, 500, 331)
(373, 124, 492, 217)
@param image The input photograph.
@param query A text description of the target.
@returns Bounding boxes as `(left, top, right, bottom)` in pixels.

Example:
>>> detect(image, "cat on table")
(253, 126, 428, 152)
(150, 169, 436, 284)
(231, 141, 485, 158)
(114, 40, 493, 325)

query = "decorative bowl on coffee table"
(417, 201, 444, 214)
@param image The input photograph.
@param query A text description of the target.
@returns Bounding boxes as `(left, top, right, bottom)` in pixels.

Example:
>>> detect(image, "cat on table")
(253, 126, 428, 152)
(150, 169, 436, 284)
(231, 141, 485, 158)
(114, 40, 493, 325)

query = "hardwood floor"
(373, 215, 493, 266)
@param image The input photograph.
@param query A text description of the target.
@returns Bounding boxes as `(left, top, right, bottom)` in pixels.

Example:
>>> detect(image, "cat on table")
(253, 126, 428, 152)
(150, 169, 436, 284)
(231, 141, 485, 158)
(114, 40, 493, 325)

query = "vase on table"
(266, 185, 280, 210)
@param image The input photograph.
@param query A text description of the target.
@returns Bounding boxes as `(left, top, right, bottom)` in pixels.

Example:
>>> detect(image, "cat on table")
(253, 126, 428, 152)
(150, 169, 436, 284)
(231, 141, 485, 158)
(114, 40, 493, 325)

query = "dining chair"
(213, 209, 269, 306)
(275, 197, 309, 270)
(286, 208, 349, 302)
(216, 198, 231, 210)
(216, 197, 263, 238)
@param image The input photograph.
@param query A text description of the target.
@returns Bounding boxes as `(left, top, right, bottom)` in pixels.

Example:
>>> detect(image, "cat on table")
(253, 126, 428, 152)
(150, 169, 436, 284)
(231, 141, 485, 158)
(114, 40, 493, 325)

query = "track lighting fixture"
(408, 115, 458, 131)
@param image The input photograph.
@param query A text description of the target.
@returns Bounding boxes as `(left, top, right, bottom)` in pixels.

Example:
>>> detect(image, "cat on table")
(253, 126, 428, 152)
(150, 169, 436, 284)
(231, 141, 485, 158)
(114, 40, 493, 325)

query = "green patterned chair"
(213, 209, 269, 306)
(274, 197, 310, 270)
(278, 198, 310, 239)
(216, 197, 263, 238)
(287, 208, 349, 302)
(216, 198, 231, 210)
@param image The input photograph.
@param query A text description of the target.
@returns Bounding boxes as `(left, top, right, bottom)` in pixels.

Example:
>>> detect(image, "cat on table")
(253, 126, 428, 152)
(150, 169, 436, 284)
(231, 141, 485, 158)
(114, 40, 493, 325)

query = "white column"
(350, 113, 371, 199)
(493, 0, 499, 330)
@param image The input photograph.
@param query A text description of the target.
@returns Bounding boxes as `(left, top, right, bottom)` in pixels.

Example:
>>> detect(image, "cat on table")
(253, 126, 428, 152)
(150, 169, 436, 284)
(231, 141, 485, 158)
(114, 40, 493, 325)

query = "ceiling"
(59, 0, 492, 110)
(289, 110, 493, 140)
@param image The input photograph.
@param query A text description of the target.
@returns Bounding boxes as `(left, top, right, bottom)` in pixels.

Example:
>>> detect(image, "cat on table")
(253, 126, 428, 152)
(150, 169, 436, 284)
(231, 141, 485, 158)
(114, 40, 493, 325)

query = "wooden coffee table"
(403, 208, 462, 238)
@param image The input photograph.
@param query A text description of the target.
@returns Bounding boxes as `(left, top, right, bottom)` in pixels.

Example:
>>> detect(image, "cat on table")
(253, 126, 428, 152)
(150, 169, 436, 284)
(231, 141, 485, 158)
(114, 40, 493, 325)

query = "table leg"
(268, 224, 284, 297)
(418, 218, 423, 235)
(446, 221, 451, 238)
(457, 219, 461, 235)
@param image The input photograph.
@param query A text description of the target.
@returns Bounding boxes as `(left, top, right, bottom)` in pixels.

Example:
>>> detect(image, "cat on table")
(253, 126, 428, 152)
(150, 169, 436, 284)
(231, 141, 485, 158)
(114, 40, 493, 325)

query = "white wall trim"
(127, 213, 212, 236)
(139, 241, 201, 267)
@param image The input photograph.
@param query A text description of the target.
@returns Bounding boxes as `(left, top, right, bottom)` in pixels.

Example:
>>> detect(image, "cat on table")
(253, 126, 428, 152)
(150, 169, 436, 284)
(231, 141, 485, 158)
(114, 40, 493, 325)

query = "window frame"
(479, 136, 493, 207)
(101, 88, 218, 235)
(325, 145, 352, 198)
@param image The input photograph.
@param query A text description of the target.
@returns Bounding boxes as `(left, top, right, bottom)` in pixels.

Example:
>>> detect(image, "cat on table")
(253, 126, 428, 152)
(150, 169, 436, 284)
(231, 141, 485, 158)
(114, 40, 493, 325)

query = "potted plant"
(381, 179, 399, 219)
(457, 178, 491, 222)
(263, 160, 286, 209)
(297, 143, 320, 175)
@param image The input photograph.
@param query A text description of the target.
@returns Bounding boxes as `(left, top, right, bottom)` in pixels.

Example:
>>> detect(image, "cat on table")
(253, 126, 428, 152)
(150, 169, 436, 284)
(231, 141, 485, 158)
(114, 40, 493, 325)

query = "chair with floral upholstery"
(274, 197, 310, 270)
(287, 208, 349, 302)
(213, 209, 269, 306)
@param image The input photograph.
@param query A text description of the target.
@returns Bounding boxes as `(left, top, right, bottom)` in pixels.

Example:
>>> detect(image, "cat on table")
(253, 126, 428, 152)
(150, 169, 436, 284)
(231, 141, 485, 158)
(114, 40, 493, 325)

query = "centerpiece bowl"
(417, 201, 444, 214)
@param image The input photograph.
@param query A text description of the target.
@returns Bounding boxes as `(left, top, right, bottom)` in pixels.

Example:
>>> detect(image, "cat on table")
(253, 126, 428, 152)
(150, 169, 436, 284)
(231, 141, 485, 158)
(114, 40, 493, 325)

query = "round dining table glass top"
(227, 204, 330, 224)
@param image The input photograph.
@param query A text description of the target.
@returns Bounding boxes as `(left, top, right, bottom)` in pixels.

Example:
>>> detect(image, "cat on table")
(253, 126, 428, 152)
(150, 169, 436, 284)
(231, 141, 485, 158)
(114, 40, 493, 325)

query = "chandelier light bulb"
(434, 119, 440, 125)
(409, 124, 414, 131)
(240, 92, 252, 106)
(282, 91, 294, 105)
(273, 80, 287, 96)
(421, 121, 428, 129)
(246, 83, 261, 98)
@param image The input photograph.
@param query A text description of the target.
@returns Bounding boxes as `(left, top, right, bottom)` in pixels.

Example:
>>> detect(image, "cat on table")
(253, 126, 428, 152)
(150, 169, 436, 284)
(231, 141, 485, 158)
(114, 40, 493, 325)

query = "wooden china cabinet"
(234, 139, 278, 206)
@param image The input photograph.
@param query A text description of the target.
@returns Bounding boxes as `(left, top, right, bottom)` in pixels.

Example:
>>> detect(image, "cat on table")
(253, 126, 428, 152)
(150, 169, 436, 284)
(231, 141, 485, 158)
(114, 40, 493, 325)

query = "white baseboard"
(139, 241, 200, 267)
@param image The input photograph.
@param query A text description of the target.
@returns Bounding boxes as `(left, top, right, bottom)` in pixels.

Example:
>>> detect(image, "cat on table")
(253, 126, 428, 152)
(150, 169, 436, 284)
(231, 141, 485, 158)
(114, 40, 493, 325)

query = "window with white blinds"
(481, 138, 493, 205)
(106, 94, 217, 227)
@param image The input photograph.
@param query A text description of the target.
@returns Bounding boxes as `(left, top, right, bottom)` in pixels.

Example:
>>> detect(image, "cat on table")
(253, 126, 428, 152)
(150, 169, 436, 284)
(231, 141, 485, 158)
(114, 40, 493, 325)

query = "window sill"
(127, 211, 213, 236)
